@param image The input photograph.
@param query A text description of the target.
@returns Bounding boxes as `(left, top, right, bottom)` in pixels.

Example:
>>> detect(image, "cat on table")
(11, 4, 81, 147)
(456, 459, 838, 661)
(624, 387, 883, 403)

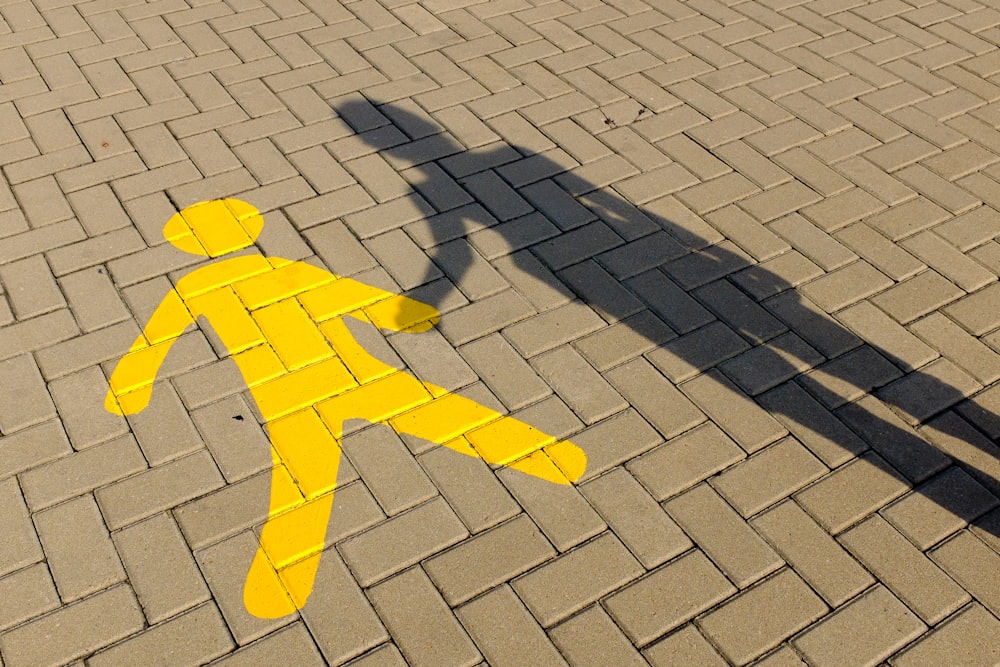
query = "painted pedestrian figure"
(105, 199, 587, 618)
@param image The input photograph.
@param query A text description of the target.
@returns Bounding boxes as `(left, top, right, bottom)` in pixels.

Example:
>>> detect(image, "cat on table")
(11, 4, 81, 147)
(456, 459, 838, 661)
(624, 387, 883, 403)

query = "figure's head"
(163, 199, 264, 257)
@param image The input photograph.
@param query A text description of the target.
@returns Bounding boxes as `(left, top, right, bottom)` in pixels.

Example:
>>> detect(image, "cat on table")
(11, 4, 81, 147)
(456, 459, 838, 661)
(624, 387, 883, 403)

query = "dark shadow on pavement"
(335, 97, 1000, 542)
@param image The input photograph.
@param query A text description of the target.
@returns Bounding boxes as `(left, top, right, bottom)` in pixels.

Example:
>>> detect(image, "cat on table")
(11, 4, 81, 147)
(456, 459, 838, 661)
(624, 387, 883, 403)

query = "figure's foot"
(244, 549, 298, 619)
(243, 493, 336, 618)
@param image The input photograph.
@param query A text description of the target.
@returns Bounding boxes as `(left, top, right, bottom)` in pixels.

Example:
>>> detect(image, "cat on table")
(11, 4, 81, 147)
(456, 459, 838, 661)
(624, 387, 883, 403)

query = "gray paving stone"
(338, 497, 467, 586)
(368, 567, 481, 667)
(604, 549, 736, 646)
(513, 532, 644, 628)
(34, 494, 126, 602)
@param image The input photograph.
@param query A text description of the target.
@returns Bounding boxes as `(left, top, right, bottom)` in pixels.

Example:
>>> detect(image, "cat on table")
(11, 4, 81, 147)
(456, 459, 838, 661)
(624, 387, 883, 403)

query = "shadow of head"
(335, 98, 1000, 539)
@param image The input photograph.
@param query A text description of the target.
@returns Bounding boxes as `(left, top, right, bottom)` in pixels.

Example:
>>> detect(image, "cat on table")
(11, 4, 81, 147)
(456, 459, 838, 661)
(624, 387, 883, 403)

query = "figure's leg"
(244, 408, 340, 618)
(386, 378, 588, 484)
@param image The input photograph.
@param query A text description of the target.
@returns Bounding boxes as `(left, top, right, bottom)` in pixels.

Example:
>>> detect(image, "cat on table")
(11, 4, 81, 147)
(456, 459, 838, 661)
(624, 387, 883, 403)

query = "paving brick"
(901, 231, 995, 292)
(835, 301, 937, 371)
(338, 497, 467, 586)
(604, 549, 736, 646)
(944, 282, 1000, 336)
(342, 426, 437, 516)
(0, 420, 70, 489)
(572, 311, 673, 371)
(850, 504, 972, 623)
(195, 531, 294, 645)
(753, 499, 874, 607)
(59, 266, 130, 333)
(35, 494, 125, 602)
(498, 459, 606, 549)
(835, 395, 950, 484)
(0, 354, 55, 435)
(878, 358, 981, 425)
(606, 356, 704, 438)
(712, 437, 827, 517)
(209, 624, 326, 667)
(504, 302, 606, 359)
(934, 205, 1000, 252)
(89, 602, 234, 667)
(0, 563, 60, 633)
(865, 197, 951, 242)
(644, 624, 730, 666)
(870, 270, 964, 324)
(532, 221, 624, 272)
(767, 214, 857, 272)
(797, 346, 903, 410)
(514, 532, 643, 628)
(127, 383, 205, 465)
(0, 309, 80, 359)
(627, 268, 715, 334)
(424, 514, 554, 605)
(895, 604, 1000, 667)
(389, 328, 474, 394)
(173, 471, 290, 551)
(732, 252, 824, 301)
(0, 584, 144, 667)
(368, 567, 481, 667)
(667, 482, 784, 586)
(679, 369, 787, 453)
(626, 420, 743, 501)
(456, 585, 566, 667)
(36, 319, 141, 381)
(458, 333, 549, 410)
(920, 412, 1000, 495)
(190, 395, 272, 482)
(932, 530, 1000, 617)
(530, 344, 626, 424)
(595, 231, 687, 279)
(720, 332, 824, 396)
(698, 569, 827, 665)
(437, 289, 535, 346)
(295, 548, 388, 665)
(758, 381, 867, 468)
(0, 476, 42, 578)
(19, 433, 146, 511)
(795, 452, 910, 534)
(548, 605, 648, 667)
(675, 173, 760, 215)
(97, 449, 225, 529)
(792, 585, 926, 667)
(581, 467, 692, 569)
(114, 513, 211, 623)
(417, 444, 519, 533)
(0, 254, 65, 320)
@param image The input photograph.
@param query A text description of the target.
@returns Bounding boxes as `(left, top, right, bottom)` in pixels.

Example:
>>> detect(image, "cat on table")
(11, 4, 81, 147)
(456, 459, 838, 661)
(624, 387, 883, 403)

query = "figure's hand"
(104, 386, 152, 416)
(366, 294, 441, 333)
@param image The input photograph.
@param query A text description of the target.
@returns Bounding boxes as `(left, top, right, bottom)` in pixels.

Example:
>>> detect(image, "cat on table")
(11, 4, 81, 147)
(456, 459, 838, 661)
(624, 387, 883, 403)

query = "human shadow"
(334, 98, 1000, 540)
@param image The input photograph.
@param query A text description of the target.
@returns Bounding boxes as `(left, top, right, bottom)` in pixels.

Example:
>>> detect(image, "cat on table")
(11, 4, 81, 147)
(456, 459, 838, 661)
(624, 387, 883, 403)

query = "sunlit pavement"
(2, 1, 1000, 664)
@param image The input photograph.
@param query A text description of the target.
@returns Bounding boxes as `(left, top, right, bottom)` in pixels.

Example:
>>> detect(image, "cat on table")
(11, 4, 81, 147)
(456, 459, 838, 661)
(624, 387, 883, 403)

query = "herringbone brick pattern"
(3, 0, 1000, 664)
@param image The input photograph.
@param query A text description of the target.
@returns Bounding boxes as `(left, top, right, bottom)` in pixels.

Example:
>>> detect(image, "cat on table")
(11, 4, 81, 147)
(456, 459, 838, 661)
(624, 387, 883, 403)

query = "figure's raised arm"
(105, 289, 195, 415)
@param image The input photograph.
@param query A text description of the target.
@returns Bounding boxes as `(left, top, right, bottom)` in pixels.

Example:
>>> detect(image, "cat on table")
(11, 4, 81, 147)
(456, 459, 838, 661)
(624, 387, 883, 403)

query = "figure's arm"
(294, 266, 441, 334)
(105, 289, 195, 415)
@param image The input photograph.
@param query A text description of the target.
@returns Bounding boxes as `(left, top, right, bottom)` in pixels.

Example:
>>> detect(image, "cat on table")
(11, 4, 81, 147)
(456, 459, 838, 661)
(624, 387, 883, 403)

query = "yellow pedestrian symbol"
(104, 199, 587, 618)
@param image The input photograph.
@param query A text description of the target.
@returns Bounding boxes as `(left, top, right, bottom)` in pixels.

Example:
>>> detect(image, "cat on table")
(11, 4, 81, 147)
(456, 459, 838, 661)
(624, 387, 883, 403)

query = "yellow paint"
(252, 299, 334, 370)
(186, 288, 265, 355)
(104, 199, 588, 619)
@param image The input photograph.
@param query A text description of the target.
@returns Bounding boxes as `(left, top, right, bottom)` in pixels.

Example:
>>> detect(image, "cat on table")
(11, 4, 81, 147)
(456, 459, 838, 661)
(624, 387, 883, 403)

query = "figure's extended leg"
(385, 377, 587, 484)
(244, 408, 340, 618)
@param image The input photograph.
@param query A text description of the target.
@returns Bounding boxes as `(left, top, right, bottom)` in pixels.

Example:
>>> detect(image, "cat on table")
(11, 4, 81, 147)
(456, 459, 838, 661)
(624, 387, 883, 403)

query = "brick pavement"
(3, 0, 1000, 664)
